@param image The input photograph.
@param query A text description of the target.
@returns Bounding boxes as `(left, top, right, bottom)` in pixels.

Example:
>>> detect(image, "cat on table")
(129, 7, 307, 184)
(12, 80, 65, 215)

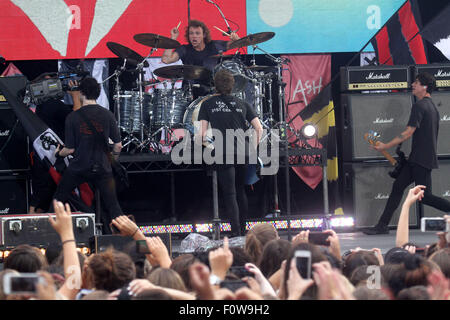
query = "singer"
(161, 19, 239, 96)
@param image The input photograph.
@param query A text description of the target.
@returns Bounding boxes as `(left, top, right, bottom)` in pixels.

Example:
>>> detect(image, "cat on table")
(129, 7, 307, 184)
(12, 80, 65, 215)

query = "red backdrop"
(0, 0, 246, 60)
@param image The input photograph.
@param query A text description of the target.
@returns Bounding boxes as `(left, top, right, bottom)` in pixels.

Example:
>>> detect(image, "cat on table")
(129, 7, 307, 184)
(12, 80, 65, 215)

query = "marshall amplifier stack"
(0, 89, 30, 216)
(340, 64, 450, 228)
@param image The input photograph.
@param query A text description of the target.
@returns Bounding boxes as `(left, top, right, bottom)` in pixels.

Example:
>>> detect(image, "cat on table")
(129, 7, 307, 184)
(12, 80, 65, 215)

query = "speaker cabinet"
(431, 91, 450, 157)
(420, 160, 450, 218)
(341, 93, 413, 161)
(0, 174, 29, 214)
(343, 162, 417, 228)
(0, 106, 29, 172)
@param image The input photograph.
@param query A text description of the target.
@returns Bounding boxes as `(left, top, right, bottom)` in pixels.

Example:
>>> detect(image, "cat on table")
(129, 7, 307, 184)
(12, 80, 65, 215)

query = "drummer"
(162, 19, 239, 97)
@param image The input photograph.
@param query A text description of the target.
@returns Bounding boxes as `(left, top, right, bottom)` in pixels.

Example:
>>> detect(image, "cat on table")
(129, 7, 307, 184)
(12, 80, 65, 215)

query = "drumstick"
(176, 21, 181, 29)
(214, 25, 230, 37)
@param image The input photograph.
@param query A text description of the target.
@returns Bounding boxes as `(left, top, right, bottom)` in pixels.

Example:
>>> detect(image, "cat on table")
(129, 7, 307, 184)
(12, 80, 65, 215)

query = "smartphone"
(294, 250, 312, 279)
(3, 273, 44, 295)
(421, 217, 449, 232)
(219, 280, 249, 292)
(308, 232, 331, 246)
(136, 240, 151, 254)
(229, 266, 254, 279)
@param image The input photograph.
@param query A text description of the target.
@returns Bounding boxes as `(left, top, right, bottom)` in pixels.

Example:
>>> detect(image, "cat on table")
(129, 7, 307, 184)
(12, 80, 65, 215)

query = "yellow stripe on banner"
(327, 156, 338, 181)
(334, 207, 344, 215)
(303, 101, 335, 139)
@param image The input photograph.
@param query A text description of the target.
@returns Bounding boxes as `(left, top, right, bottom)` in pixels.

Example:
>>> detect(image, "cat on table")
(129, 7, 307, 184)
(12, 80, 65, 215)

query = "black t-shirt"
(175, 40, 228, 72)
(36, 98, 73, 140)
(197, 94, 258, 164)
(64, 104, 121, 173)
(407, 96, 440, 169)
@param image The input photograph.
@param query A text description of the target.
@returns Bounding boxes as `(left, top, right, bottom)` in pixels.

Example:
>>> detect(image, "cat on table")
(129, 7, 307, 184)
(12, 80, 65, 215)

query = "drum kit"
(105, 30, 286, 153)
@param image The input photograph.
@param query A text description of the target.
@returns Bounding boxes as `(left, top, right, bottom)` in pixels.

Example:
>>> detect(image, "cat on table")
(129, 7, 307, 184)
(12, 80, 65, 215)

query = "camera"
(3, 273, 44, 295)
(219, 280, 249, 292)
(308, 232, 331, 246)
(229, 266, 254, 279)
(421, 217, 449, 232)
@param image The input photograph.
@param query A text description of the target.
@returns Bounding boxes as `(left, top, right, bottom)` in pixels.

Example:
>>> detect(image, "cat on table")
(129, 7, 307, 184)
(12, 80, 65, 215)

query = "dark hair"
(349, 265, 382, 287)
(86, 249, 136, 292)
(384, 247, 411, 265)
(170, 254, 199, 292)
(282, 243, 328, 300)
(397, 285, 430, 300)
(230, 247, 253, 267)
(4, 244, 48, 272)
(45, 242, 62, 265)
(79, 77, 101, 100)
(123, 242, 151, 279)
(185, 20, 211, 44)
(430, 248, 450, 278)
(244, 224, 278, 264)
(214, 69, 235, 95)
(258, 239, 292, 278)
(342, 250, 379, 279)
(415, 72, 435, 94)
(132, 288, 173, 300)
(352, 286, 390, 300)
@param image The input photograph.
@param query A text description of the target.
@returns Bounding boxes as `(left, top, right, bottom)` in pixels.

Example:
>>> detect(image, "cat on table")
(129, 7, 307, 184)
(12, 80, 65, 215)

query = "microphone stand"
(207, 0, 233, 34)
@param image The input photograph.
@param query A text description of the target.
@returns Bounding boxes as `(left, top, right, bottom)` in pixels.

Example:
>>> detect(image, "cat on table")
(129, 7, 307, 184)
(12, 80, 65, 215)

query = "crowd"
(0, 186, 448, 301)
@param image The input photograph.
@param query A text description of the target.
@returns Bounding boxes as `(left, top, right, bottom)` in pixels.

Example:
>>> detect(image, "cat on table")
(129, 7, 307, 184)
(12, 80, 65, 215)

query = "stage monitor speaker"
(89, 233, 172, 257)
(0, 174, 29, 214)
(420, 160, 450, 218)
(0, 106, 29, 172)
(341, 93, 413, 161)
(343, 162, 417, 228)
(431, 91, 450, 157)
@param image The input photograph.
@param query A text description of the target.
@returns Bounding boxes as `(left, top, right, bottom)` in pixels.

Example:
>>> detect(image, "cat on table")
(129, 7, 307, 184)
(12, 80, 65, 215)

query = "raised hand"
(208, 237, 233, 280)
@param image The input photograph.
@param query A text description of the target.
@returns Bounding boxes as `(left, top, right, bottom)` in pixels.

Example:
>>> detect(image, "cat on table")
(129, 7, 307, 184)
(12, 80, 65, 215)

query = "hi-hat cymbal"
(134, 33, 180, 49)
(106, 42, 149, 67)
(228, 32, 275, 50)
(153, 65, 211, 81)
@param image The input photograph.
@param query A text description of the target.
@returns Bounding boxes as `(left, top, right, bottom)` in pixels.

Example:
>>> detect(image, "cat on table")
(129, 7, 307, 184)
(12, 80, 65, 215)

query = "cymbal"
(247, 65, 275, 72)
(134, 33, 180, 49)
(106, 42, 149, 67)
(228, 32, 275, 50)
(153, 65, 211, 81)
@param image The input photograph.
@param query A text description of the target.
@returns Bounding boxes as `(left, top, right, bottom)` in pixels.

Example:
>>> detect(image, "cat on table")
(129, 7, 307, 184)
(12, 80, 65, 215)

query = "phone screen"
(424, 218, 446, 231)
(308, 232, 330, 246)
(295, 251, 312, 279)
(219, 280, 249, 292)
(9, 275, 40, 294)
(136, 240, 150, 254)
(229, 266, 254, 279)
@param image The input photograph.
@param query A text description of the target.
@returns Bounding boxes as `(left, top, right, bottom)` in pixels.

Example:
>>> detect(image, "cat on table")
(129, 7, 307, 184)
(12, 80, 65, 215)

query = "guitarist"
(53, 77, 123, 234)
(362, 72, 450, 235)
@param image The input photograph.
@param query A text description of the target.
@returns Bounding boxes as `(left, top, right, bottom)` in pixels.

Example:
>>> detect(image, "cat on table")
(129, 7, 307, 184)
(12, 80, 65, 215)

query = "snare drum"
(213, 59, 250, 93)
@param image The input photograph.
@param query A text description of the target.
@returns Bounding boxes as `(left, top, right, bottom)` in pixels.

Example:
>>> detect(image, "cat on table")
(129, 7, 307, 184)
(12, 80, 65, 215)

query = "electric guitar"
(364, 130, 407, 179)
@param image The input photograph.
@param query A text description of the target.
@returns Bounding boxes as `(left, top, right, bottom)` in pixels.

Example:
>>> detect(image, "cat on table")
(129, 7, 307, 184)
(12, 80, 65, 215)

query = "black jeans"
(53, 168, 123, 233)
(377, 162, 450, 227)
(216, 164, 249, 236)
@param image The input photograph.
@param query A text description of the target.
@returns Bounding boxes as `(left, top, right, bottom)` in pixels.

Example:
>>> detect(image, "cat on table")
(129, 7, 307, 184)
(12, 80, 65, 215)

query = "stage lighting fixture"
(300, 123, 318, 139)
